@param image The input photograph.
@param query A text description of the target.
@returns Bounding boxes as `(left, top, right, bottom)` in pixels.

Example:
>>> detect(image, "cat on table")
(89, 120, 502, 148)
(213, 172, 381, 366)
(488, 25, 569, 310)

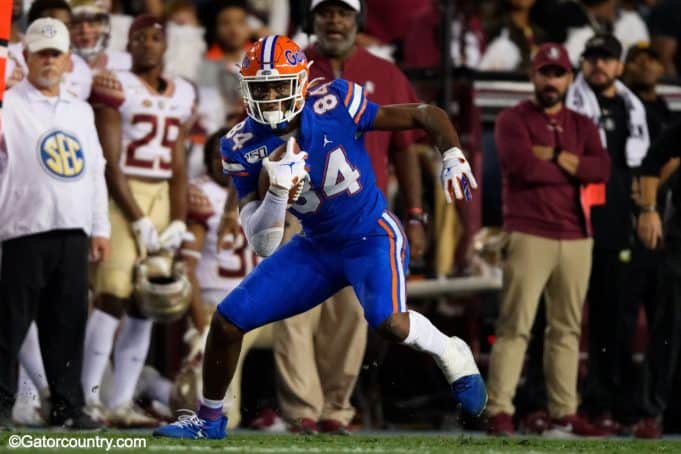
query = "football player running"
(83, 15, 196, 427)
(155, 35, 484, 440)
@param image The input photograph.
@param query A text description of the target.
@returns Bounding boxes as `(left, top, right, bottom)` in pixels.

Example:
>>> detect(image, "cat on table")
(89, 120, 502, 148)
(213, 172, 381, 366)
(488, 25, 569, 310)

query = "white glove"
(159, 220, 188, 251)
(132, 216, 160, 254)
(441, 147, 478, 203)
(262, 137, 309, 200)
(183, 325, 208, 363)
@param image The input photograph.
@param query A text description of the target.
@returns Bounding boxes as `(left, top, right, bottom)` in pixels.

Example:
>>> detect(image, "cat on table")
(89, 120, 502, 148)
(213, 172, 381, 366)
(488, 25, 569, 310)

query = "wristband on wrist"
(639, 204, 657, 213)
(407, 208, 428, 225)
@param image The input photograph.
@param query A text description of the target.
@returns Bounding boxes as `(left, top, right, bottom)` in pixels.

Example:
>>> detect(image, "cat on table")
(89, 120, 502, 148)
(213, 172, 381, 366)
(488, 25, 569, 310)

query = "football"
(257, 138, 306, 204)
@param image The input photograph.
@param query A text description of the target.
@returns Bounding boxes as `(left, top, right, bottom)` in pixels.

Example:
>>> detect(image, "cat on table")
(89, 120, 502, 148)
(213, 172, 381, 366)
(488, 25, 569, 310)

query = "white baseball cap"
(310, 0, 361, 12)
(24, 18, 70, 54)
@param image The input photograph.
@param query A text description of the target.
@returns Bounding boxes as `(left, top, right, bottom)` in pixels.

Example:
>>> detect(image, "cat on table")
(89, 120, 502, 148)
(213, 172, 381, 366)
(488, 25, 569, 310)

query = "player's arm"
(637, 118, 681, 249)
(95, 105, 145, 221)
(157, 121, 193, 251)
(180, 222, 208, 334)
(227, 138, 307, 257)
(217, 183, 242, 251)
(372, 103, 477, 202)
(372, 104, 460, 154)
(169, 122, 190, 220)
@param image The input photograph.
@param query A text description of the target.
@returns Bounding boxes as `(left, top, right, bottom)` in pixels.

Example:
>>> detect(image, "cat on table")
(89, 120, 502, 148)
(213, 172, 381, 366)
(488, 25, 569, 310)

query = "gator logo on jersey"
(244, 146, 268, 164)
(37, 130, 85, 180)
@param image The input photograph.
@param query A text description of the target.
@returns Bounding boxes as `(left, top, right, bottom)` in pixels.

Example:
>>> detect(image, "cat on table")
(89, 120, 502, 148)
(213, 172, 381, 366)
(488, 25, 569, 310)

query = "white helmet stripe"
(262, 36, 276, 70)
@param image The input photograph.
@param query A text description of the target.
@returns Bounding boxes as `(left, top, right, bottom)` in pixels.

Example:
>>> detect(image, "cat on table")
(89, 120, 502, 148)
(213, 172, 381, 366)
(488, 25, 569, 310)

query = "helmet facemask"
(240, 69, 308, 129)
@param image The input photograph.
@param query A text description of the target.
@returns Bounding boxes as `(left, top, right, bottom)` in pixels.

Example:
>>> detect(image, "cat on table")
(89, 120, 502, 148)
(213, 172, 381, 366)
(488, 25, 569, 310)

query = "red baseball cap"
(128, 14, 165, 41)
(532, 43, 572, 73)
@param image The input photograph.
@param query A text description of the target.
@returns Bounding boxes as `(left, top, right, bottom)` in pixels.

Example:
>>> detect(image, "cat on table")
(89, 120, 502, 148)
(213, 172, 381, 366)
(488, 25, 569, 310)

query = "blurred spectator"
(565, 34, 651, 432)
(197, 0, 251, 131)
(6, 0, 94, 99)
(70, 0, 132, 72)
(647, 0, 681, 79)
(10, 0, 23, 42)
(403, 0, 485, 69)
(623, 42, 674, 141)
(619, 41, 678, 433)
(358, 0, 431, 61)
(6, 0, 25, 88)
(83, 14, 196, 427)
(479, 0, 546, 72)
(190, 1, 252, 178)
(163, 0, 206, 81)
(633, 117, 681, 438)
(246, 0, 290, 37)
(0, 18, 110, 429)
(271, 0, 425, 433)
(554, 0, 649, 66)
(487, 43, 610, 437)
(363, 0, 430, 49)
(107, 0, 134, 52)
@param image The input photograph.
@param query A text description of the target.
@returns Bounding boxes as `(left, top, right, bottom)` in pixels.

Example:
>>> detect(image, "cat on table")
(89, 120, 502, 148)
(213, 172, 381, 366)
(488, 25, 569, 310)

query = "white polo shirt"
(0, 79, 110, 241)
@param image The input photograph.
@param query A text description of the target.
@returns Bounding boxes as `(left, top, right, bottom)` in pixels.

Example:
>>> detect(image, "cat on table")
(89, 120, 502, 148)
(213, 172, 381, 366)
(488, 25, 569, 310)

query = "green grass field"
(1, 431, 681, 453)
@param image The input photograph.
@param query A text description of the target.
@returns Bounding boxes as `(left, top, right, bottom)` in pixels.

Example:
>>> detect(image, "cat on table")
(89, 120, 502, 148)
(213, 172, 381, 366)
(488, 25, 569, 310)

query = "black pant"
(581, 247, 634, 419)
(0, 230, 88, 421)
(639, 216, 681, 418)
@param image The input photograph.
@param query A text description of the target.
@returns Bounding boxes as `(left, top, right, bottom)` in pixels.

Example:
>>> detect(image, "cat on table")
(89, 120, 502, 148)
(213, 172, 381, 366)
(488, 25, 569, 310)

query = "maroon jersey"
(305, 45, 422, 195)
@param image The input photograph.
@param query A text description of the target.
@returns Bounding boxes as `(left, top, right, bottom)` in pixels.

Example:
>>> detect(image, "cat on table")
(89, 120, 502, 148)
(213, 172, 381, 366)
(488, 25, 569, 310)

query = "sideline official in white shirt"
(0, 18, 110, 429)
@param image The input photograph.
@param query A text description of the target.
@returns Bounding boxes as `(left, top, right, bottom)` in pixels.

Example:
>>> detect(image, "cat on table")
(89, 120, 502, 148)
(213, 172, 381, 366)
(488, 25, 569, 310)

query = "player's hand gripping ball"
(259, 137, 309, 204)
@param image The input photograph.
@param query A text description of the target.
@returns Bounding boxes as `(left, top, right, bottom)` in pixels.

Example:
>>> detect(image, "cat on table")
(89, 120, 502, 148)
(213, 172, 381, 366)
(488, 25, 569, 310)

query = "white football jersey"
(89, 70, 196, 179)
(187, 176, 258, 297)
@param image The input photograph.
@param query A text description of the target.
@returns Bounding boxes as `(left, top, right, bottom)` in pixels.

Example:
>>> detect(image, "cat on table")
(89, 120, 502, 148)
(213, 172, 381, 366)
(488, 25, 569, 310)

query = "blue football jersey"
(221, 79, 387, 241)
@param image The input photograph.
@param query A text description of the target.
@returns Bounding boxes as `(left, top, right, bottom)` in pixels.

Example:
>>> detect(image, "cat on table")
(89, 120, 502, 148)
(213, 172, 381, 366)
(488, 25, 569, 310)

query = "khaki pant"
(486, 232, 592, 418)
(93, 179, 170, 298)
(273, 286, 367, 425)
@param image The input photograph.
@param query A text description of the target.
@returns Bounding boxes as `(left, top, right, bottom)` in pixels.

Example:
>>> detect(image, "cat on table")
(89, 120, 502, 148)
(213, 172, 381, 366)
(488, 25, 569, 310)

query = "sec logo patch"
(38, 130, 85, 179)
